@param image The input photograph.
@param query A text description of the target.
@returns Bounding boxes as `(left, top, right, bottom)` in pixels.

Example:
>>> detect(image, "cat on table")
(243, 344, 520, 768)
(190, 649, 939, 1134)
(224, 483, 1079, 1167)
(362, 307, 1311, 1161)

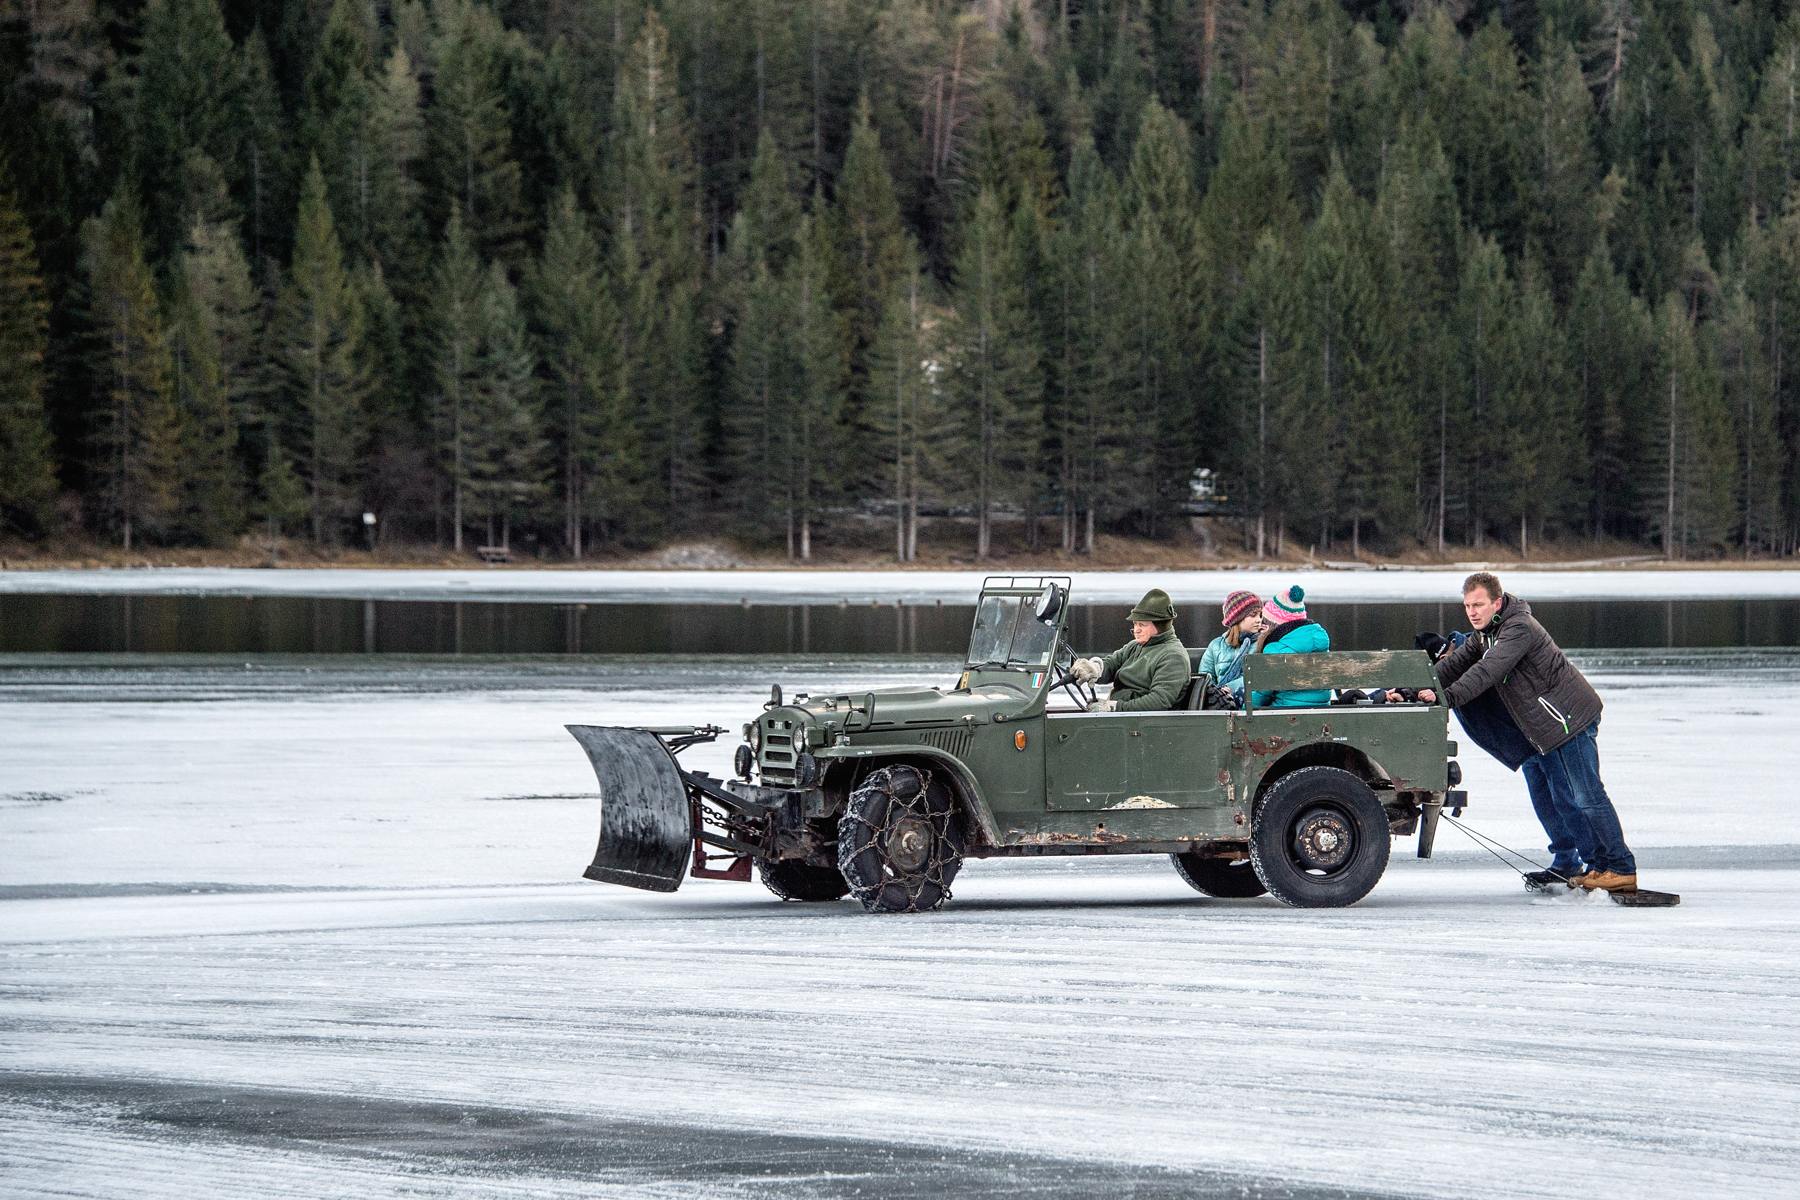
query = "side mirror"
(1035, 582, 1064, 624)
(766, 684, 783, 709)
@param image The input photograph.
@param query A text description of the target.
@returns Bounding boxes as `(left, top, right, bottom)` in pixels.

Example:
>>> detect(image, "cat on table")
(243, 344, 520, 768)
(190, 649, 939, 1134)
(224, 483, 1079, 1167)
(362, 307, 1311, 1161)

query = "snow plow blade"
(568, 725, 694, 893)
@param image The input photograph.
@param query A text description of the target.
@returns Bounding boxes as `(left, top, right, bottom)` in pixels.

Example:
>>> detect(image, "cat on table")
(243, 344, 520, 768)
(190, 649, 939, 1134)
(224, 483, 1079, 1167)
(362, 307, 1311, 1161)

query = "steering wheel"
(1051, 639, 1097, 708)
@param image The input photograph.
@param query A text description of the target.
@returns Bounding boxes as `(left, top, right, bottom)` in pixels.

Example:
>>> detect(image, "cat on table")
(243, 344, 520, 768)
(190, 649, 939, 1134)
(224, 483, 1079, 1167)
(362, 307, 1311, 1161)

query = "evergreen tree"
(0, 181, 59, 532)
(1300, 161, 1409, 554)
(1047, 134, 1126, 555)
(867, 248, 935, 561)
(1531, 34, 1599, 298)
(84, 189, 179, 549)
(300, 0, 378, 256)
(606, 8, 704, 535)
(434, 205, 483, 552)
(1119, 95, 1206, 537)
(135, 0, 242, 265)
(532, 189, 626, 556)
(466, 259, 546, 549)
(428, 0, 527, 265)
(167, 215, 247, 545)
(949, 185, 1042, 559)
(783, 212, 845, 561)
(1648, 293, 1735, 556)
(274, 159, 366, 543)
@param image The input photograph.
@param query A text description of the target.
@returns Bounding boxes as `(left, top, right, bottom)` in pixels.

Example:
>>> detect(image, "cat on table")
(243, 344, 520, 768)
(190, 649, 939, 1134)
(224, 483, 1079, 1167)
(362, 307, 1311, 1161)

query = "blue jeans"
(1543, 720, 1637, 875)
(1522, 752, 1595, 874)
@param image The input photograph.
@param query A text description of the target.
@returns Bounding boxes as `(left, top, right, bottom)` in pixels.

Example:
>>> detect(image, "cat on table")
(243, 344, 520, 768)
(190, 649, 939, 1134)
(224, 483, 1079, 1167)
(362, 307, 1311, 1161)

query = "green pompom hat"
(1127, 588, 1177, 624)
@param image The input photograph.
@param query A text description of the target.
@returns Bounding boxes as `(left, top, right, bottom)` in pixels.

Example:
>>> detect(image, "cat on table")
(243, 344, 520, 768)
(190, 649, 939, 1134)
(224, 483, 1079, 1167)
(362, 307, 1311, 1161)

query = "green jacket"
(1099, 629, 1190, 712)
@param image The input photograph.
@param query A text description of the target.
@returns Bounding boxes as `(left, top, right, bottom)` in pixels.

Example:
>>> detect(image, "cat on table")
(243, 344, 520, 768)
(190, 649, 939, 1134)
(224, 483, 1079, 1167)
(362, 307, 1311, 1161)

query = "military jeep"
(570, 576, 1467, 912)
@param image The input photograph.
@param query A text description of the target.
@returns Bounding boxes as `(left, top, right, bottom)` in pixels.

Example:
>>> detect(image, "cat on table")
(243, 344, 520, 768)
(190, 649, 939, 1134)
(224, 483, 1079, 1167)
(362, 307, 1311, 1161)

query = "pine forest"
(4, 0, 1800, 562)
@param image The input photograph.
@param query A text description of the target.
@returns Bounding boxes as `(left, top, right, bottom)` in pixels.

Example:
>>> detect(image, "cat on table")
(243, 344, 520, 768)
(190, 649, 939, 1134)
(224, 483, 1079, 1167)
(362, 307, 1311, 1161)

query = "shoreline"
(4, 564, 1799, 604)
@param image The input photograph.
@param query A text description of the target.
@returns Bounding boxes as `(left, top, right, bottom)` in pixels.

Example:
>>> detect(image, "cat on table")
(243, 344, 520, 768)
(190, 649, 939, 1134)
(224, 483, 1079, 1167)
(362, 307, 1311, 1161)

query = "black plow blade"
(567, 725, 695, 893)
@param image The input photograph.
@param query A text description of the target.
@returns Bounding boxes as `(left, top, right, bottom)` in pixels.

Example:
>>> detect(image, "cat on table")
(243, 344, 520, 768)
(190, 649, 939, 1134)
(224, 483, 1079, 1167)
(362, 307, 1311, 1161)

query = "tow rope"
(1437, 813, 1578, 886)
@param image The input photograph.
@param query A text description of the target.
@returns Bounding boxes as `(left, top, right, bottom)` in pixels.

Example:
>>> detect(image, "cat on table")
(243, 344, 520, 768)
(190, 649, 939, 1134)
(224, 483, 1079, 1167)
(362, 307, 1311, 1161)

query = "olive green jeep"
(570, 576, 1467, 912)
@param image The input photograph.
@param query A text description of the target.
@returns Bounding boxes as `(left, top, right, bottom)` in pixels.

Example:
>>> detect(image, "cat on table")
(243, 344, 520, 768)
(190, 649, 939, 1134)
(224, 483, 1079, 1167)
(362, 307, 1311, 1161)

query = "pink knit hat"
(1262, 584, 1307, 625)
(1221, 590, 1262, 628)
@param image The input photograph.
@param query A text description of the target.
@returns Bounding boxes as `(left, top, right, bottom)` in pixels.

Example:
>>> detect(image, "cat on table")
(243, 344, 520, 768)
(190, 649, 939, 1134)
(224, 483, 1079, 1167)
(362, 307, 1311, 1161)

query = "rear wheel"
(837, 765, 963, 913)
(758, 860, 850, 902)
(1249, 766, 1391, 908)
(1170, 850, 1268, 898)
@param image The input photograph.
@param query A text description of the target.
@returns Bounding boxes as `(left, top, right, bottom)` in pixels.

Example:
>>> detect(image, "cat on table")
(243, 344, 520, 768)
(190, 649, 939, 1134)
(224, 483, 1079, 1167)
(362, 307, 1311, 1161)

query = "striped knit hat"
(1221, 590, 1262, 628)
(1262, 584, 1307, 625)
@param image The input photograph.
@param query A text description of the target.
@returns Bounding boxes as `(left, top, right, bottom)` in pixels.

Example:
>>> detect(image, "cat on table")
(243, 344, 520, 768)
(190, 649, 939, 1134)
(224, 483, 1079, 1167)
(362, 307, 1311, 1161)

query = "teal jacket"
(1197, 631, 1252, 696)
(1099, 628, 1191, 712)
(1250, 620, 1331, 708)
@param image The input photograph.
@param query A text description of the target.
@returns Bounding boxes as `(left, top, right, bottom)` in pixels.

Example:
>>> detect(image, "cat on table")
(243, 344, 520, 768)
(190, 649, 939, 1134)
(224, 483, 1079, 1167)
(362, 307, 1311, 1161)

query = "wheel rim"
(1289, 805, 1356, 874)
(885, 811, 934, 873)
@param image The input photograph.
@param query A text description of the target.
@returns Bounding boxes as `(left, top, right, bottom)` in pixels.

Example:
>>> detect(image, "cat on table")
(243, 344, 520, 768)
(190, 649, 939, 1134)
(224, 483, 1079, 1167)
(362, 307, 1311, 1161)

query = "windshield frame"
(963, 578, 1071, 671)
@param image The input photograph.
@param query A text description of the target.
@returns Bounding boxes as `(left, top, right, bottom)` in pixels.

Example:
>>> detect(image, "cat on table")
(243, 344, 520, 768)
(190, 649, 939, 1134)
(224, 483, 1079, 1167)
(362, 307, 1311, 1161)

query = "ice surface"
(4, 564, 1800, 603)
(3, 657, 1798, 1197)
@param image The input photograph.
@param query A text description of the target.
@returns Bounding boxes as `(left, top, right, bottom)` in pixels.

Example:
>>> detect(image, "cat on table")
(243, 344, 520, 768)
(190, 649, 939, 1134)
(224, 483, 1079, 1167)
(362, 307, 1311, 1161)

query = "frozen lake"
(4, 652, 1798, 1197)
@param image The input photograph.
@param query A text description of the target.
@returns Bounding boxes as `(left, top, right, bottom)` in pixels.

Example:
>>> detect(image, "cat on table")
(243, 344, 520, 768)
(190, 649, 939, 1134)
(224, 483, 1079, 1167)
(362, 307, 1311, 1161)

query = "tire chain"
(838, 764, 962, 913)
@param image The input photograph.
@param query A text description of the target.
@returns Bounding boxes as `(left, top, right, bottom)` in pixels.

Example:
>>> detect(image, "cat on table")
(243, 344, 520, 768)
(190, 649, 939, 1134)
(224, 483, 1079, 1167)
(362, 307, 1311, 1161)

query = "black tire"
(1170, 851, 1268, 898)
(758, 860, 851, 902)
(1249, 765, 1391, 908)
(837, 765, 963, 913)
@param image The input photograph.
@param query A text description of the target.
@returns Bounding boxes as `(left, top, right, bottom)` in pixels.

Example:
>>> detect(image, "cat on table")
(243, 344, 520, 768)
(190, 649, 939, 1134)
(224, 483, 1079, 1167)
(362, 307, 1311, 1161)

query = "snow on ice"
(3, 656, 1798, 1197)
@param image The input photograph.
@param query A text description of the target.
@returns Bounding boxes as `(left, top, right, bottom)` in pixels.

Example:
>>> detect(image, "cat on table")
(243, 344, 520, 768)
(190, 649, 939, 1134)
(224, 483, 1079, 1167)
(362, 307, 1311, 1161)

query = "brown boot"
(1576, 870, 1637, 893)
(1564, 870, 1597, 889)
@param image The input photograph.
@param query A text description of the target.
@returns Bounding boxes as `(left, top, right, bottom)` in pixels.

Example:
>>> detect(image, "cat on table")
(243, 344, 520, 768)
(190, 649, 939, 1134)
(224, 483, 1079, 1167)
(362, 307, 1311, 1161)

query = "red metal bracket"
(691, 839, 752, 880)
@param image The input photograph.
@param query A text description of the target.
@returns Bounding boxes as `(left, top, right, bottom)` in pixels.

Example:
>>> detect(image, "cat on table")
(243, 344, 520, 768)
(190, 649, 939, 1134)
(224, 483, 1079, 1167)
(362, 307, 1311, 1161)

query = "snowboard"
(1524, 876, 1681, 906)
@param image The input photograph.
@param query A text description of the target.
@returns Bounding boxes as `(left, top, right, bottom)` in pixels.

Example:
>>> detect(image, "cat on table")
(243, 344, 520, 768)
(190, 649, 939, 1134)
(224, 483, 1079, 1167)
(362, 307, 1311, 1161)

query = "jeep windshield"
(965, 594, 1058, 669)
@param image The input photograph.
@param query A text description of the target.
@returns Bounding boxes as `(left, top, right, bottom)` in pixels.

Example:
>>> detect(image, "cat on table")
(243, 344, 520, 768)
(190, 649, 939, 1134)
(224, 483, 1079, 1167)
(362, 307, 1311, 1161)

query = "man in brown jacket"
(1421, 572, 1639, 893)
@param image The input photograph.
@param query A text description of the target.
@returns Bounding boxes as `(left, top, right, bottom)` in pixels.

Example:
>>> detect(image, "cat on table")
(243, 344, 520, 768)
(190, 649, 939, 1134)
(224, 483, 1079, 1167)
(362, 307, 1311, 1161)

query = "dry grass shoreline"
(2, 525, 1794, 573)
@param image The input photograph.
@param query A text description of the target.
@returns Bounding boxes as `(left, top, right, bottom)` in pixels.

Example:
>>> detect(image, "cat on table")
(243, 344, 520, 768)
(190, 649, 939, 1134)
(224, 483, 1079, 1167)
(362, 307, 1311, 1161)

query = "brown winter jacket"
(1434, 594, 1602, 755)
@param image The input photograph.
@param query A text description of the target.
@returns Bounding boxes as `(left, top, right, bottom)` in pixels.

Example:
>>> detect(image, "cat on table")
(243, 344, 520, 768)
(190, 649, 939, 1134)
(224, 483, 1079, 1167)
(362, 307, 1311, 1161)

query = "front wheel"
(758, 860, 850, 902)
(1170, 850, 1268, 898)
(1249, 766, 1391, 908)
(837, 765, 963, 913)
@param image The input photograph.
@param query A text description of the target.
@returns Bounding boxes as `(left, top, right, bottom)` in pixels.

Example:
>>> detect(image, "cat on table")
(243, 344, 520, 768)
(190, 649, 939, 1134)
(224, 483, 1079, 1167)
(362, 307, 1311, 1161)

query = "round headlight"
(795, 725, 808, 752)
(750, 723, 762, 752)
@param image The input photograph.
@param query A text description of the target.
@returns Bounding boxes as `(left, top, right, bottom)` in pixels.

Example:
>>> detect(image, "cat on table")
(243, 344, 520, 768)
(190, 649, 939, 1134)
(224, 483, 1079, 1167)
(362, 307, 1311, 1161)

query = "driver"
(1069, 589, 1189, 712)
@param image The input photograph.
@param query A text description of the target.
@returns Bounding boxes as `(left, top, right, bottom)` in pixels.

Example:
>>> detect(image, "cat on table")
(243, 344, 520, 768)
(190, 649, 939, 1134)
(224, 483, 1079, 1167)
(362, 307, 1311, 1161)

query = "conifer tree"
(1532, 34, 1599, 298)
(867, 249, 935, 561)
(1120, 96, 1206, 537)
(466, 260, 545, 550)
(950, 186, 1042, 559)
(301, 0, 378, 255)
(429, 0, 526, 265)
(135, 0, 242, 265)
(274, 159, 366, 543)
(235, 29, 289, 280)
(606, 8, 704, 535)
(0, 181, 59, 531)
(782, 212, 845, 561)
(167, 215, 247, 545)
(434, 205, 483, 552)
(1048, 135, 1126, 555)
(533, 189, 626, 556)
(1453, 233, 1516, 550)
(1300, 162, 1408, 554)
(1649, 294, 1735, 556)
(1568, 239, 1654, 538)
(84, 189, 180, 549)
(1713, 267, 1780, 554)
(369, 44, 427, 279)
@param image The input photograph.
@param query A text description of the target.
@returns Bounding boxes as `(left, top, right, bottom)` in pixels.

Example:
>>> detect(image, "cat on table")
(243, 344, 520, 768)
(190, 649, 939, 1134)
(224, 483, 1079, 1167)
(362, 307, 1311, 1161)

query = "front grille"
(917, 728, 972, 759)
(766, 734, 791, 746)
(761, 749, 792, 764)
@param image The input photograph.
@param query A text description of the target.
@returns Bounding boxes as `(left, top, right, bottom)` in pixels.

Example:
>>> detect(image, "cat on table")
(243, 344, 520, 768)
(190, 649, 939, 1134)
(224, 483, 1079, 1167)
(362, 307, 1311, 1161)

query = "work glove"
(1086, 699, 1117, 713)
(1069, 657, 1105, 685)
(1414, 631, 1451, 661)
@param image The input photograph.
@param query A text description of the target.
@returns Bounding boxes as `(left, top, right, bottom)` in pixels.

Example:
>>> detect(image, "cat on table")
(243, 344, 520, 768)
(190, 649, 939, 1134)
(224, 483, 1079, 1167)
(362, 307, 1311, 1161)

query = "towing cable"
(1437, 812, 1579, 888)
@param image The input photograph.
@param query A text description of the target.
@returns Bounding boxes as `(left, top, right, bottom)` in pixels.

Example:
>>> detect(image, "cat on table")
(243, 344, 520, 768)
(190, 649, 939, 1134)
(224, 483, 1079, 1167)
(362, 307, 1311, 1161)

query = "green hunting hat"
(1127, 589, 1176, 624)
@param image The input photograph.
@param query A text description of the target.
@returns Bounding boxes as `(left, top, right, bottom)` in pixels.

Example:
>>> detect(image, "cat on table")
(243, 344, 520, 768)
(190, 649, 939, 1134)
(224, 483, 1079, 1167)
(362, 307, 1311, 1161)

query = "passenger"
(1248, 585, 1331, 708)
(1068, 589, 1189, 712)
(1197, 590, 1263, 701)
